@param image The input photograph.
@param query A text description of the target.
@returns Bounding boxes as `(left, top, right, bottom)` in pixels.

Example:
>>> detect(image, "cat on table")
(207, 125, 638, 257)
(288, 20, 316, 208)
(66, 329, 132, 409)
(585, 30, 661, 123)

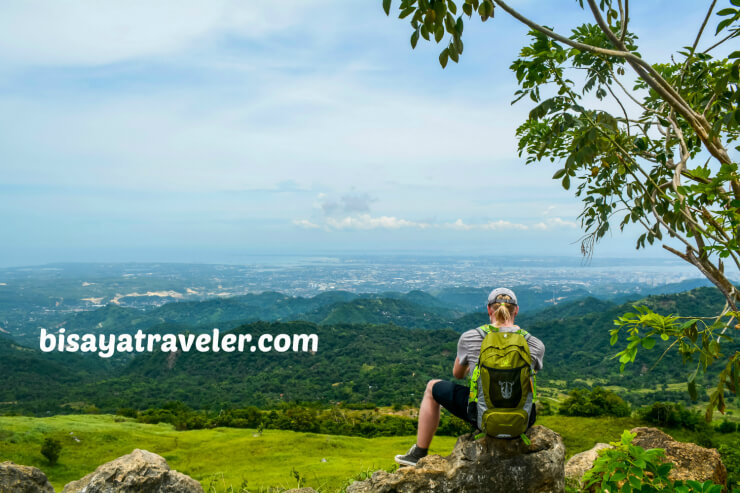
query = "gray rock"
(0, 461, 55, 493)
(564, 442, 613, 484)
(347, 425, 565, 493)
(563, 428, 728, 488)
(62, 448, 203, 493)
(630, 427, 727, 486)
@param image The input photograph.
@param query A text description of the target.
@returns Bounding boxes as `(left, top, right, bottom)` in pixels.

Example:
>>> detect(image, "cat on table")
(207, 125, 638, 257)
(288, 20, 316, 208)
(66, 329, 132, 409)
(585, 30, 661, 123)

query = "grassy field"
(0, 414, 456, 492)
(0, 414, 736, 492)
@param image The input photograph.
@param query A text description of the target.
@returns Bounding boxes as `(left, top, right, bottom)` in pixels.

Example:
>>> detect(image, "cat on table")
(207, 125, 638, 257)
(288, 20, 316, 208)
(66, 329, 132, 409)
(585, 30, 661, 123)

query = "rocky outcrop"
(564, 443, 612, 484)
(564, 427, 727, 487)
(630, 427, 727, 485)
(62, 448, 203, 493)
(0, 461, 55, 493)
(347, 425, 565, 493)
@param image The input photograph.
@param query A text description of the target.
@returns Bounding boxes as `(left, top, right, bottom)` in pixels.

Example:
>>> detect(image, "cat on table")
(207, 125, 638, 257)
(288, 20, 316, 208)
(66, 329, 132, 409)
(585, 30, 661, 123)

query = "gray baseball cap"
(487, 287, 518, 306)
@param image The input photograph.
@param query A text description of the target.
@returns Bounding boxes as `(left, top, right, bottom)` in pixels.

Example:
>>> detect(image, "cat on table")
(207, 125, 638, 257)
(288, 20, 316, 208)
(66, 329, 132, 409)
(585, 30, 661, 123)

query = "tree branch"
(492, 0, 635, 58)
(622, 0, 629, 41)
(606, 84, 631, 137)
(702, 28, 740, 54)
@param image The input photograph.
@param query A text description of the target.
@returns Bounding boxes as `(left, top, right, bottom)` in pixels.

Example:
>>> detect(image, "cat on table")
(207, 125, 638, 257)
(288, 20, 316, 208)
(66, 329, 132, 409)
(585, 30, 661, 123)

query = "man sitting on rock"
(395, 287, 545, 466)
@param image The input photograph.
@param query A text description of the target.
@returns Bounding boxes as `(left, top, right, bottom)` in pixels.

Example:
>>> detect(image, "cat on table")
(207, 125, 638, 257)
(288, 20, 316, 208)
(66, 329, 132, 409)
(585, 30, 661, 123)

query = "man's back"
(457, 325, 545, 376)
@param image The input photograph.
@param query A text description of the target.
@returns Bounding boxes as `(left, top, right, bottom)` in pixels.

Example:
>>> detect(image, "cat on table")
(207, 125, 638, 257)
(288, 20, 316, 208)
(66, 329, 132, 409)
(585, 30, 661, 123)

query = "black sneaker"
(394, 445, 427, 467)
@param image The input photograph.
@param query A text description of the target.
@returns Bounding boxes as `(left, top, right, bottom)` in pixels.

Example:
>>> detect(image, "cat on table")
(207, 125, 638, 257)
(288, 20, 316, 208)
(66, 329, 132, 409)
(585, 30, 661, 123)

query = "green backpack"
(469, 325, 537, 438)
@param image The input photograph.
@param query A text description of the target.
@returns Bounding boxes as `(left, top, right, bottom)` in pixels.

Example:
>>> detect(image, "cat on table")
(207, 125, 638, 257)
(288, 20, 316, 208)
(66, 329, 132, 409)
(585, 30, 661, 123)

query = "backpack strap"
(513, 328, 538, 401)
(469, 325, 495, 403)
(478, 324, 497, 336)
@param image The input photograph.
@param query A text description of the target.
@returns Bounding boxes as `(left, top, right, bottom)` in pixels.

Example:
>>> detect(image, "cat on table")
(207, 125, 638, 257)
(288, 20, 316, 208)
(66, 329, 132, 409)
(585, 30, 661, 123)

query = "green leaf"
(448, 42, 459, 62)
(562, 174, 570, 190)
(383, 0, 392, 16)
(399, 6, 415, 18)
(688, 380, 698, 401)
(552, 169, 566, 179)
(411, 30, 420, 48)
(439, 48, 449, 68)
(716, 17, 733, 34)
(434, 24, 444, 42)
(641, 337, 656, 349)
(628, 475, 643, 489)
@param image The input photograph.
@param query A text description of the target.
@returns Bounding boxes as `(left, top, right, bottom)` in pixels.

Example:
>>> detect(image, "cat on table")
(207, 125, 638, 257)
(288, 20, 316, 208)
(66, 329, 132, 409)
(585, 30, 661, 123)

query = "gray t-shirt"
(457, 325, 545, 376)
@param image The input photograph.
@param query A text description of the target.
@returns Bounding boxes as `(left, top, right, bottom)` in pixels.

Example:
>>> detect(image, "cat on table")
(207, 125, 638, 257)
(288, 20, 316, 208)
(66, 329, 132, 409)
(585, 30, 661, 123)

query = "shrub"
(536, 400, 554, 416)
(583, 430, 723, 493)
(639, 402, 706, 431)
(716, 420, 737, 434)
(40, 437, 61, 466)
(115, 407, 138, 418)
(559, 387, 630, 417)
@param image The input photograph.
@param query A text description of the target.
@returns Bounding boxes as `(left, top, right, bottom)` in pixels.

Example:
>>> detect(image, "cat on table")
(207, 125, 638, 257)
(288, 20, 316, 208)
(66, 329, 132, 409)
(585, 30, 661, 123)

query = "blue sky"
(0, 0, 720, 266)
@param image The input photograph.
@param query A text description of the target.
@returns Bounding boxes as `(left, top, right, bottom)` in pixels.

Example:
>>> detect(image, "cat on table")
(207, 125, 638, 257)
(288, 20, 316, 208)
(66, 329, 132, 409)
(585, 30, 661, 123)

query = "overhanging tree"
(384, 0, 740, 418)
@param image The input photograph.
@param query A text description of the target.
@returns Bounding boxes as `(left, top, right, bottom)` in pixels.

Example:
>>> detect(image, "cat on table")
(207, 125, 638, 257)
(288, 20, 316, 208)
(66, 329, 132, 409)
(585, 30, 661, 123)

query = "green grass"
(0, 414, 457, 492)
(538, 415, 642, 459)
(2, 413, 735, 492)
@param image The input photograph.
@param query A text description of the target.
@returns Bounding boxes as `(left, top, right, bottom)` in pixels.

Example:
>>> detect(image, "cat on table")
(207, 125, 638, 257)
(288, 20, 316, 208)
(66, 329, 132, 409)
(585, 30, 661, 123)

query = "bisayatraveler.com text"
(39, 328, 319, 358)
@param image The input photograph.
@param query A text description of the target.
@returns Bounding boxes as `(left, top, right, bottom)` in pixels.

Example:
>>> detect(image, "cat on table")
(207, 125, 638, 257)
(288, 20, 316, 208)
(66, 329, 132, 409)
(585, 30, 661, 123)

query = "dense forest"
(1, 285, 737, 414)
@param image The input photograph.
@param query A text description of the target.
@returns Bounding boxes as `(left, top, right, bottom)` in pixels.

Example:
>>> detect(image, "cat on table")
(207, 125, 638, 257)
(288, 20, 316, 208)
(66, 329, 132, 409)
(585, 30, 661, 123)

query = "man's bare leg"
(417, 379, 441, 448)
(395, 379, 441, 466)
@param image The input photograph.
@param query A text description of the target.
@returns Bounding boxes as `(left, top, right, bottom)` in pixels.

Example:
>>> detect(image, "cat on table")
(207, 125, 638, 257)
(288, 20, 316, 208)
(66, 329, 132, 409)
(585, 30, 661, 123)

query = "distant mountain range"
(5, 278, 717, 347)
(0, 285, 736, 413)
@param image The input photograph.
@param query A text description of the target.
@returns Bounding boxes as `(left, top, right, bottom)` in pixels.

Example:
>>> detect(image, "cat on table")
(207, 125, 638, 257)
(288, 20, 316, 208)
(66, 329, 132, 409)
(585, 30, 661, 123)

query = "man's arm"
(528, 334, 545, 372)
(453, 357, 468, 380)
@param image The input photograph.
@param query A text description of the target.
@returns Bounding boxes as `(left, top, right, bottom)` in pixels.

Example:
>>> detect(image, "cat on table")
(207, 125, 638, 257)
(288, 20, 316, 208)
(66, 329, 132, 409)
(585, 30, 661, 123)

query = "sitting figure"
(395, 287, 545, 466)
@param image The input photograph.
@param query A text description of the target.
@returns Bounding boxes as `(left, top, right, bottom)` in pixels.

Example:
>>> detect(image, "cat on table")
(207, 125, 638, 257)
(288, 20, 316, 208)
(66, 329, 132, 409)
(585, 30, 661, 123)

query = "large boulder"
(0, 461, 55, 493)
(630, 427, 727, 485)
(564, 427, 727, 487)
(62, 448, 204, 493)
(347, 425, 565, 493)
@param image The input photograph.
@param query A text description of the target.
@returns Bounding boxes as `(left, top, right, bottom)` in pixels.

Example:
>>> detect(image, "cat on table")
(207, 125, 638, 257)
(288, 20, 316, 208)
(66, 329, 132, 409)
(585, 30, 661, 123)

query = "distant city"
(0, 256, 728, 314)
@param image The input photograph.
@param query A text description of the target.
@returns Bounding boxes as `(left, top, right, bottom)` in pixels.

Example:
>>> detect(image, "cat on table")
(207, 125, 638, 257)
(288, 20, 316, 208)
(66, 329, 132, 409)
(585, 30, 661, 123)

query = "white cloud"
(292, 219, 320, 229)
(324, 214, 429, 230)
(532, 217, 579, 230)
(446, 219, 529, 231)
(0, 0, 330, 66)
(296, 215, 558, 232)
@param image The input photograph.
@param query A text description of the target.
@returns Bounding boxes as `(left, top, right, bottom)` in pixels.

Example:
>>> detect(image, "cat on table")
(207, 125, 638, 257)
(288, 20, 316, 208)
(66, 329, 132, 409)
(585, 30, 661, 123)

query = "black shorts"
(431, 380, 537, 429)
(431, 380, 477, 425)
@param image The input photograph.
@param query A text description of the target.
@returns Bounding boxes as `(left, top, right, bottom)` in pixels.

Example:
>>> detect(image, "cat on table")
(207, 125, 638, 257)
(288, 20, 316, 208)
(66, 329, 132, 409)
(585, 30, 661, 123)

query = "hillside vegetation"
(1, 286, 737, 413)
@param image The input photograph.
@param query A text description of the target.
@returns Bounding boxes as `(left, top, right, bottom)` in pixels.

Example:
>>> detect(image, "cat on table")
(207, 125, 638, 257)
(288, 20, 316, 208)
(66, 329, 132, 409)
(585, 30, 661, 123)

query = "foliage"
(3, 287, 737, 414)
(716, 419, 738, 433)
(126, 402, 471, 438)
(383, 0, 740, 418)
(718, 443, 740, 489)
(638, 402, 706, 431)
(558, 387, 631, 417)
(40, 437, 61, 466)
(612, 305, 740, 420)
(582, 430, 723, 493)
